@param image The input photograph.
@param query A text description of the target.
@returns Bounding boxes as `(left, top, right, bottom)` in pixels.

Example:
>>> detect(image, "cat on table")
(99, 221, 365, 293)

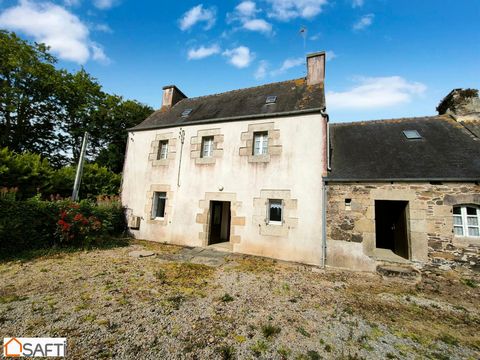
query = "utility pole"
(72, 132, 89, 201)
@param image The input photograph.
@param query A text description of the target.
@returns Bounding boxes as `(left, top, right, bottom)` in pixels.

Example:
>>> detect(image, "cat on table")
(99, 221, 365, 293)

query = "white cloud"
(228, 1, 273, 34)
(93, 0, 117, 9)
(271, 57, 303, 76)
(236, 1, 257, 17)
(94, 23, 113, 33)
(254, 60, 268, 80)
(187, 44, 221, 60)
(90, 42, 110, 63)
(352, 0, 364, 8)
(353, 13, 374, 30)
(223, 46, 254, 68)
(179, 4, 216, 31)
(242, 18, 272, 33)
(0, 0, 108, 64)
(266, 0, 328, 21)
(326, 50, 336, 61)
(327, 76, 426, 110)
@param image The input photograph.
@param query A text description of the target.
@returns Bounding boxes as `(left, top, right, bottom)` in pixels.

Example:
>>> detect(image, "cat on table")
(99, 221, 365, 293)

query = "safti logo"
(3, 338, 66, 357)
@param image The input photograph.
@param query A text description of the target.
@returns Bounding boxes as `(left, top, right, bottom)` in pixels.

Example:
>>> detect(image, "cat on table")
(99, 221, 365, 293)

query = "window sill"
(267, 221, 283, 226)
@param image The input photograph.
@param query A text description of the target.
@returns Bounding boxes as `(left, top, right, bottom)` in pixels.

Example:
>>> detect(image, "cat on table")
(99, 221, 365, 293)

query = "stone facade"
(326, 182, 480, 270)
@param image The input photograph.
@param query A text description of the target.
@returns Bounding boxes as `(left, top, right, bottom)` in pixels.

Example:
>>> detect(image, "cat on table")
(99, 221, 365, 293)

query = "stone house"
(325, 90, 480, 271)
(121, 52, 329, 265)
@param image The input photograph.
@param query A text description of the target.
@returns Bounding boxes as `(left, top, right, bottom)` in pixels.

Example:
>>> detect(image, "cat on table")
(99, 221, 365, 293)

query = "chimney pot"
(306, 51, 326, 86)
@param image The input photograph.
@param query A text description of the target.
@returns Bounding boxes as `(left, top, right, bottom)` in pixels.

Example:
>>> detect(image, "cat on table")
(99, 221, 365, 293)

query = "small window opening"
(253, 131, 268, 155)
(266, 95, 277, 104)
(157, 140, 169, 160)
(152, 192, 167, 219)
(453, 205, 480, 237)
(268, 199, 283, 225)
(345, 198, 352, 211)
(403, 130, 422, 139)
(181, 109, 192, 117)
(201, 136, 214, 158)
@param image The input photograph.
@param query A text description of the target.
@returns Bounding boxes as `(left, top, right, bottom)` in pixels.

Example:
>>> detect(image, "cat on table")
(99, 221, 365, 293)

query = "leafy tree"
(0, 147, 53, 199)
(94, 95, 153, 172)
(0, 31, 63, 164)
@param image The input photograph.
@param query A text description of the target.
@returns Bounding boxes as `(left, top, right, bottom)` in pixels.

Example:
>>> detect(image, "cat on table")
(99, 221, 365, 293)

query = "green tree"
(0, 31, 63, 163)
(0, 147, 53, 199)
(94, 95, 153, 172)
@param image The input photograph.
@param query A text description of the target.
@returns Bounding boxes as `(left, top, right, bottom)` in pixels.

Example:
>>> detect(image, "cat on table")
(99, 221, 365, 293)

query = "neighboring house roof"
(130, 78, 325, 131)
(327, 115, 480, 181)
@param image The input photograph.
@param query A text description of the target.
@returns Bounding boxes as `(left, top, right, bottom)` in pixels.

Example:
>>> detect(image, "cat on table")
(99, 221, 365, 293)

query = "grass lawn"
(0, 239, 479, 359)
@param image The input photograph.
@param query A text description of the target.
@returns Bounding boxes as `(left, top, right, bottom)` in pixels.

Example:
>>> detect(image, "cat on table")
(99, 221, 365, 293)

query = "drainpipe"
(177, 128, 185, 187)
(320, 108, 330, 268)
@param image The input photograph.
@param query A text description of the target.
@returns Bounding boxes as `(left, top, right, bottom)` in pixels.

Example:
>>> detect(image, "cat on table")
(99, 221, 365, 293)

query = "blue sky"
(1, 0, 479, 122)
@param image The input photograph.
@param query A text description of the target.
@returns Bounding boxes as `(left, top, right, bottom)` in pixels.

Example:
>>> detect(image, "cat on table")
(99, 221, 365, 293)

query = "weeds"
(261, 323, 281, 339)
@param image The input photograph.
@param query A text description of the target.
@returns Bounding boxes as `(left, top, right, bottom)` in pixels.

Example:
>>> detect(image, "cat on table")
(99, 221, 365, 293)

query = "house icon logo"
(4, 337, 22, 357)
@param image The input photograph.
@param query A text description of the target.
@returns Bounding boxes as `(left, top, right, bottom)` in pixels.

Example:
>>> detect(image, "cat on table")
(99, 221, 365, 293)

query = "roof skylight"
(181, 109, 192, 117)
(403, 130, 422, 140)
(265, 95, 277, 104)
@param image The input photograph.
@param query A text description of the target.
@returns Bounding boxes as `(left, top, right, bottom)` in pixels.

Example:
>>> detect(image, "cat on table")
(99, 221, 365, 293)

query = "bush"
(0, 196, 126, 258)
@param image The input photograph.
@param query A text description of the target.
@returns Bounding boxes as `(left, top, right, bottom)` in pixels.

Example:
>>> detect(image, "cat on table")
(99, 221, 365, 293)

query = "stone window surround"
(195, 192, 244, 246)
(190, 129, 224, 165)
(253, 189, 298, 237)
(148, 132, 177, 166)
(144, 184, 173, 226)
(239, 122, 282, 163)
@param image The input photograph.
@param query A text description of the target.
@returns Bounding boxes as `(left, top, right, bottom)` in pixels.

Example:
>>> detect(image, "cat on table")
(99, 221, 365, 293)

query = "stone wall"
(327, 182, 480, 266)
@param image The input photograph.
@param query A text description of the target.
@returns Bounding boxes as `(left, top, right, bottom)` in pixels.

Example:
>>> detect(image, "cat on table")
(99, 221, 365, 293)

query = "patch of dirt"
(0, 242, 479, 359)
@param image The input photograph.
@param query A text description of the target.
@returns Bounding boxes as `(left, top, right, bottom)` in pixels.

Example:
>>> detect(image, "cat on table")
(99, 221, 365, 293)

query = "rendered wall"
(122, 114, 326, 265)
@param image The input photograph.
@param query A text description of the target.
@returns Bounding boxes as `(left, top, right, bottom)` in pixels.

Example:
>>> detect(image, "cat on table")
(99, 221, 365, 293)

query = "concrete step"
(376, 264, 421, 279)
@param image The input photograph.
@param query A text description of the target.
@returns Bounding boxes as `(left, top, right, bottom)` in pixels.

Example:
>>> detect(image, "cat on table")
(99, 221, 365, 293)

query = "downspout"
(177, 128, 185, 187)
(320, 108, 330, 268)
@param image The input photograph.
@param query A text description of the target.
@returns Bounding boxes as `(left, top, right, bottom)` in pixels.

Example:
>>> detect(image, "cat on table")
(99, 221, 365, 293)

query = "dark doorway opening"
(375, 200, 410, 259)
(208, 201, 231, 245)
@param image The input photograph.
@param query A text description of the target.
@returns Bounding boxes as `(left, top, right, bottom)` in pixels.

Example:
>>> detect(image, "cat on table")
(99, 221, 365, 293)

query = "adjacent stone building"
(325, 91, 480, 271)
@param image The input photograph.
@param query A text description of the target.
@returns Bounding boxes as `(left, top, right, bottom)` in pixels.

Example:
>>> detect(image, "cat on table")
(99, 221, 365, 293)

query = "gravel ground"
(1, 240, 479, 359)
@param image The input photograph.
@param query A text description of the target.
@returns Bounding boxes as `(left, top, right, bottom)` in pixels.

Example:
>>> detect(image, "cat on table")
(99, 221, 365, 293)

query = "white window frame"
(157, 140, 169, 160)
(267, 199, 283, 225)
(152, 192, 167, 219)
(253, 132, 268, 156)
(453, 205, 480, 237)
(201, 136, 214, 158)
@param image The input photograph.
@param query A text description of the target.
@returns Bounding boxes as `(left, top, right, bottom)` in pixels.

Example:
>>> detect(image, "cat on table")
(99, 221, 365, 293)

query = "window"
(268, 199, 283, 225)
(152, 192, 167, 219)
(403, 130, 422, 140)
(181, 109, 192, 117)
(201, 136, 214, 158)
(253, 131, 268, 155)
(157, 140, 169, 160)
(453, 205, 480, 237)
(266, 95, 277, 104)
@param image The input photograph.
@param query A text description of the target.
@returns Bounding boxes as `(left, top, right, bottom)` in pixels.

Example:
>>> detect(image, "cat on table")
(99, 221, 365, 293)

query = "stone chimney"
(306, 51, 326, 86)
(437, 88, 480, 121)
(162, 85, 187, 108)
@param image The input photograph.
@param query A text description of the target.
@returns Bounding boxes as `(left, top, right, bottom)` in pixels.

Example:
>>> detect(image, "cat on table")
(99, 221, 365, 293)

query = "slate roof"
(130, 78, 325, 131)
(328, 115, 480, 181)
(462, 121, 480, 138)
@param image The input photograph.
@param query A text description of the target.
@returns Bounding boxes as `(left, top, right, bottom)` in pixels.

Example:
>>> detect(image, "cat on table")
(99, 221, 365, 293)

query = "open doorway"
(375, 200, 410, 259)
(208, 201, 231, 245)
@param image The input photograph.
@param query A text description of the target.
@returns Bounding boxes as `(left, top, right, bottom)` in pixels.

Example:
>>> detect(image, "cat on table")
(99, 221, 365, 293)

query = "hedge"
(0, 197, 127, 256)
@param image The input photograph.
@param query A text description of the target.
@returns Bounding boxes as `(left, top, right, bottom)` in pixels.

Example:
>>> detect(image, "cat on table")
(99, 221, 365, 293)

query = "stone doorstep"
(376, 264, 421, 278)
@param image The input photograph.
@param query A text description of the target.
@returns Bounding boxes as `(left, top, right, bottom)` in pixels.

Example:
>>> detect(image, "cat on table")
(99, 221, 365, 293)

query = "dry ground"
(0, 240, 479, 359)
